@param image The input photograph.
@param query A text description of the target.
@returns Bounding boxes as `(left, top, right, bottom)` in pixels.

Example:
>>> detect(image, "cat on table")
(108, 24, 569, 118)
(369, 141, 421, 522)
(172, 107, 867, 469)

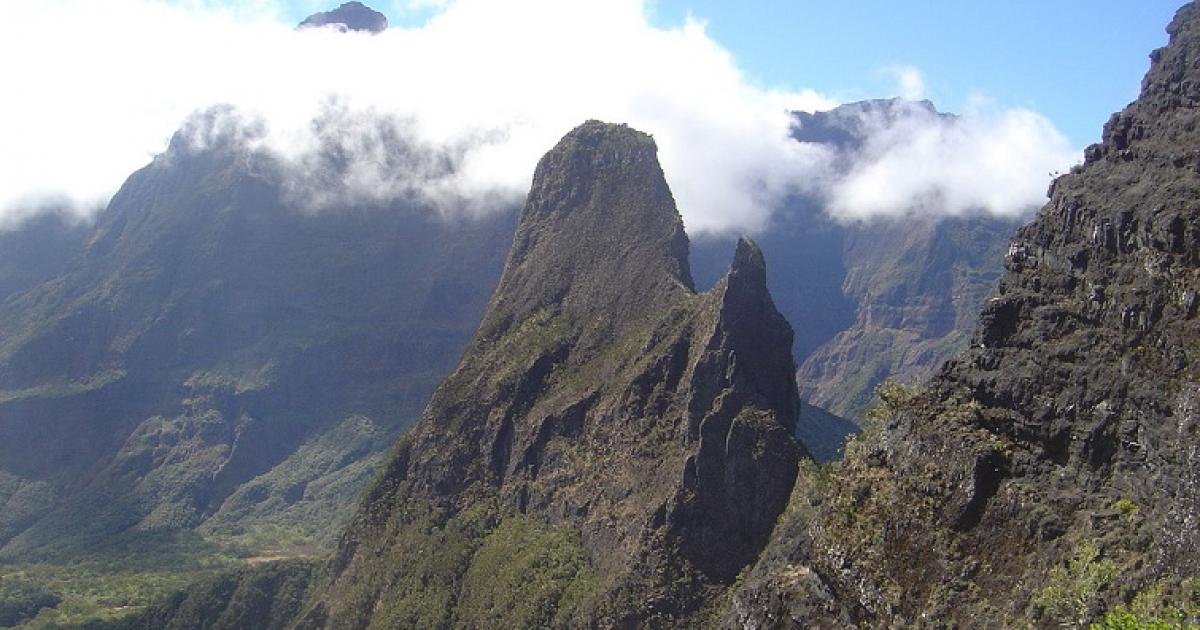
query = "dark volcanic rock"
(298, 2, 387, 34)
(297, 121, 805, 628)
(728, 2, 1200, 627)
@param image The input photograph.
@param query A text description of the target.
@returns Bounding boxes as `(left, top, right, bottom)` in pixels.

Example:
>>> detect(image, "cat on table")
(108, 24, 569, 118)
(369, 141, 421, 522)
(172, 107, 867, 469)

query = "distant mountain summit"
(298, 1, 387, 34)
(790, 97, 945, 150)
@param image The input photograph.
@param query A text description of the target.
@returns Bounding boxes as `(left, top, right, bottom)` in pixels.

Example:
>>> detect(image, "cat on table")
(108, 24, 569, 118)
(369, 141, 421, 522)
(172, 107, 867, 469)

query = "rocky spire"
(298, 121, 804, 628)
(478, 121, 694, 350)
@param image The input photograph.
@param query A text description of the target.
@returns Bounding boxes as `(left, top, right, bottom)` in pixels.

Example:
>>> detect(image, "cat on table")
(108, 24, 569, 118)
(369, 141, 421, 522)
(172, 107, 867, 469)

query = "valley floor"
(0, 527, 320, 628)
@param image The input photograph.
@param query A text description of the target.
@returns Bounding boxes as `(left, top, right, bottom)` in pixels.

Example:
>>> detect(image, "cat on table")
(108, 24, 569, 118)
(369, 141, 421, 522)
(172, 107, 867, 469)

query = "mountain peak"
(298, 2, 388, 34)
(1144, 1, 1200, 100)
(790, 97, 950, 150)
(1090, 1, 1200, 161)
(520, 121, 665, 227)
(729, 236, 767, 286)
(299, 121, 803, 627)
(481, 120, 693, 345)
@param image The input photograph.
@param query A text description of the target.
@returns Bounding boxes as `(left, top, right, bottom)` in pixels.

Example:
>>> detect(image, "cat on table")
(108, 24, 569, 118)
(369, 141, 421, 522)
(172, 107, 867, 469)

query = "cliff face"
(298, 121, 804, 628)
(786, 99, 1019, 421)
(729, 3, 1200, 626)
(795, 214, 1016, 421)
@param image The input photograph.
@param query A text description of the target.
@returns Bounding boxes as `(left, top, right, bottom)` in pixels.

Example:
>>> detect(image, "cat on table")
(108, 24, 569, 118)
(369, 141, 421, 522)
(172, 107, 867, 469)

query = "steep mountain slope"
(0, 118, 516, 561)
(787, 101, 1019, 421)
(0, 212, 86, 303)
(728, 3, 1200, 626)
(795, 214, 1016, 419)
(0, 92, 1014, 568)
(288, 121, 804, 628)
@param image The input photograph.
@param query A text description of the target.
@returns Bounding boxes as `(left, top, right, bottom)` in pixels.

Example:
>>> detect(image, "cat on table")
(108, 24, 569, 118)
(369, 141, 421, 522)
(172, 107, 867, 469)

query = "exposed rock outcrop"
(297, 121, 805, 628)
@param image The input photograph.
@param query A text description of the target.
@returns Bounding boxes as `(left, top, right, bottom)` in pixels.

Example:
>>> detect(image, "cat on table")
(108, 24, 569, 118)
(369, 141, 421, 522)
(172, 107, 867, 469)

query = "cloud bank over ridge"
(824, 98, 1079, 221)
(1, 0, 1078, 232)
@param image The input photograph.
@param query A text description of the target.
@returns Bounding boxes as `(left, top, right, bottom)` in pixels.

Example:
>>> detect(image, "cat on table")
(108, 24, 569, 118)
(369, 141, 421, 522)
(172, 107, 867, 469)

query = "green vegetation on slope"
(1092, 578, 1200, 629)
(128, 559, 316, 630)
(0, 126, 517, 567)
(455, 516, 599, 628)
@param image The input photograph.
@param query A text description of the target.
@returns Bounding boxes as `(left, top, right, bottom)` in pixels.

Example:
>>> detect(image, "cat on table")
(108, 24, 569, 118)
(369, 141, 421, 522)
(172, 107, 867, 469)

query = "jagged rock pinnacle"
(300, 121, 804, 627)
(728, 236, 767, 290)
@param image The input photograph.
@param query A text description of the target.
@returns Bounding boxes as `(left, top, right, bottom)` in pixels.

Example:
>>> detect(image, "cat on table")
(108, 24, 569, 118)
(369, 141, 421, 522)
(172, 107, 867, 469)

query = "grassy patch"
(0, 370, 126, 404)
(1113, 499, 1140, 518)
(1036, 542, 1117, 628)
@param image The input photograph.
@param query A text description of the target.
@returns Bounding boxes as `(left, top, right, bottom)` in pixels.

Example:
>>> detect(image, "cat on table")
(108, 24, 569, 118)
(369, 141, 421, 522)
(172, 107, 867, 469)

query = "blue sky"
(280, 0, 1182, 147)
(645, 1, 1181, 146)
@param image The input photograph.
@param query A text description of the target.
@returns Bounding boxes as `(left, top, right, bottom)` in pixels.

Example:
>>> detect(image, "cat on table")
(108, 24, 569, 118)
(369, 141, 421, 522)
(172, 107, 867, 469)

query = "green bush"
(864, 380, 919, 425)
(455, 515, 599, 628)
(1036, 542, 1116, 628)
(1091, 608, 1193, 629)
(1092, 579, 1200, 630)
(1113, 499, 1139, 517)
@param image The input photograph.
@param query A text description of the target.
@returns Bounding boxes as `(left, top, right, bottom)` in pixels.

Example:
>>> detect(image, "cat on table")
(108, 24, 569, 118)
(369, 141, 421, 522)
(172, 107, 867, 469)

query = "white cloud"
(0, 0, 1076, 233)
(879, 65, 926, 101)
(823, 99, 1079, 221)
(0, 0, 835, 233)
